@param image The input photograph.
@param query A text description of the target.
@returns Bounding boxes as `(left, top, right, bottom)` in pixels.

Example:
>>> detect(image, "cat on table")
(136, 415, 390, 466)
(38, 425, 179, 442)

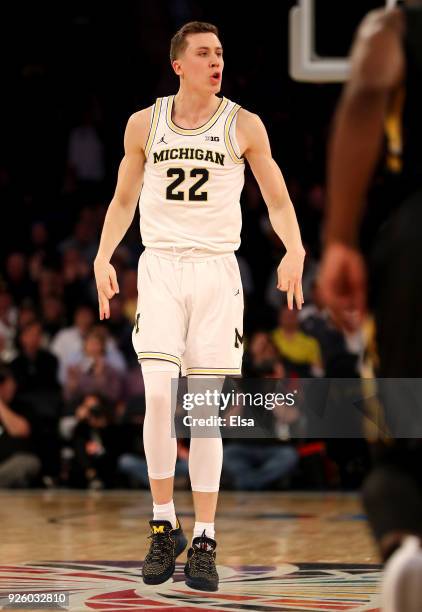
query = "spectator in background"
(37, 269, 64, 303)
(52, 305, 125, 383)
(64, 328, 124, 404)
(11, 320, 62, 483)
(51, 305, 95, 382)
(40, 295, 67, 342)
(299, 282, 364, 377)
(66, 109, 105, 196)
(115, 393, 148, 488)
(59, 218, 99, 266)
(28, 222, 56, 284)
(272, 304, 323, 377)
(0, 290, 17, 363)
(244, 331, 283, 377)
(4, 253, 37, 306)
(223, 360, 299, 491)
(60, 392, 101, 445)
(16, 301, 38, 332)
(0, 366, 41, 487)
(223, 438, 298, 491)
(66, 324, 126, 379)
(11, 320, 59, 393)
(61, 247, 93, 316)
(31, 221, 50, 252)
(78, 206, 103, 251)
(59, 392, 106, 484)
(69, 394, 121, 489)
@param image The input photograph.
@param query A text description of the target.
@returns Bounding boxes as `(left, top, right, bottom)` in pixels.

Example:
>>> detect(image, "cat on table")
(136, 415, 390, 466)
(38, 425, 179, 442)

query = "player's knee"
(142, 366, 178, 414)
(145, 388, 171, 412)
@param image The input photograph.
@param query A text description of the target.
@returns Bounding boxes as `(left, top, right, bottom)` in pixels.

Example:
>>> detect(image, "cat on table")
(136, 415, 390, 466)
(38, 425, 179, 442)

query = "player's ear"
(172, 59, 182, 76)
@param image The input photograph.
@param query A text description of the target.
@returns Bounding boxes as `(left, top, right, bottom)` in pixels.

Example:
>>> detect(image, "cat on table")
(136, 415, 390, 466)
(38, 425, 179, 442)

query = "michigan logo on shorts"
(234, 328, 243, 348)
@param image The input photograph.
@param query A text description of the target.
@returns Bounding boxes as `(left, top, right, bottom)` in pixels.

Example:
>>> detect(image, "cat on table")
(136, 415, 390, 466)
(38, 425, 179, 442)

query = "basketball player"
(94, 21, 305, 591)
(319, 2, 422, 609)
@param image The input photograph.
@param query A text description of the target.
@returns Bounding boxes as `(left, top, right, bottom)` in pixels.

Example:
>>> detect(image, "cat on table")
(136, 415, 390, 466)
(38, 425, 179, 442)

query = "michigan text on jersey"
(153, 148, 225, 166)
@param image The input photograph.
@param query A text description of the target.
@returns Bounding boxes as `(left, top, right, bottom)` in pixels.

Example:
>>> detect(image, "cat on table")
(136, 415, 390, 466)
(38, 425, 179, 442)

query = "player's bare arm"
(237, 108, 305, 310)
(325, 8, 404, 247)
(319, 8, 405, 317)
(94, 107, 151, 320)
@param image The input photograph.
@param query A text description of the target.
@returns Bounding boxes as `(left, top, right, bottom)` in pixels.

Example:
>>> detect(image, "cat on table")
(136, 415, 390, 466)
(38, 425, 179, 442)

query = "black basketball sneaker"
(184, 530, 219, 592)
(142, 517, 188, 585)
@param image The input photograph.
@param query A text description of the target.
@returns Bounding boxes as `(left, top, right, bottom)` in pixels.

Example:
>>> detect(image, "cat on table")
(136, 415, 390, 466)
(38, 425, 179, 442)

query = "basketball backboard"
(289, 0, 399, 82)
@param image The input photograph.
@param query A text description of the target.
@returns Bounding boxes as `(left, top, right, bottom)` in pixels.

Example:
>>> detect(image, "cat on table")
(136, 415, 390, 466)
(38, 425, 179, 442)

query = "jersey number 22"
(166, 168, 209, 202)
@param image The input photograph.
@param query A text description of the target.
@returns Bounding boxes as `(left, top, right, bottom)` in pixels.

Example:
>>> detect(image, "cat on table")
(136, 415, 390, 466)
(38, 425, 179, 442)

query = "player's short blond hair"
(170, 21, 219, 63)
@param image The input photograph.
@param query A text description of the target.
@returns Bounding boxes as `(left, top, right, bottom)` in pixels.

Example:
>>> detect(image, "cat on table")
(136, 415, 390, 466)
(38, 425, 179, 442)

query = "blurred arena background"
(0, 0, 395, 492)
(3, 3, 407, 609)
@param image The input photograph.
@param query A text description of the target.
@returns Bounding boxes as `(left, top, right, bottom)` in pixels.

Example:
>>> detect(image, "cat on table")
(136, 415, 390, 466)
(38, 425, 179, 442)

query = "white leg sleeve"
(141, 360, 180, 480)
(187, 377, 224, 493)
(189, 437, 223, 492)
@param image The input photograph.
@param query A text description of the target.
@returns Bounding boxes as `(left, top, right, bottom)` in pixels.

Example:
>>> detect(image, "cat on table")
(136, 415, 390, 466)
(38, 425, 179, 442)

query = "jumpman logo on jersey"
(157, 134, 168, 145)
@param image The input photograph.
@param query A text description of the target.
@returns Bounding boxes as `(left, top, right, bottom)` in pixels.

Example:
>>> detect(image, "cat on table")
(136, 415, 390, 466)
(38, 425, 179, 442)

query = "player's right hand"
(94, 259, 119, 320)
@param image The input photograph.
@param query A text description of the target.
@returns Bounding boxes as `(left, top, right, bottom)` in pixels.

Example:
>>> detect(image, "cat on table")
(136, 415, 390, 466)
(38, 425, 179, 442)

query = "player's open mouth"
(210, 72, 221, 82)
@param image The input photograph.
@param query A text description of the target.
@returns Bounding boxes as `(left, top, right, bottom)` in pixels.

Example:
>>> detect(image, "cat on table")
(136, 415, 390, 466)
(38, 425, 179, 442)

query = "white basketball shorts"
(132, 249, 244, 376)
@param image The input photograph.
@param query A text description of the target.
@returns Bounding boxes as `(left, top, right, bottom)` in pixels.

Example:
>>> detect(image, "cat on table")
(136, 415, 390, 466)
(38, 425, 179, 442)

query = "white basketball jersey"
(139, 95, 245, 254)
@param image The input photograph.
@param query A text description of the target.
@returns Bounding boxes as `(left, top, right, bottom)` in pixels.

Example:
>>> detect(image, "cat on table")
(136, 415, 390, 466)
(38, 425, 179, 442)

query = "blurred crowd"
(0, 1, 384, 491)
(0, 204, 374, 491)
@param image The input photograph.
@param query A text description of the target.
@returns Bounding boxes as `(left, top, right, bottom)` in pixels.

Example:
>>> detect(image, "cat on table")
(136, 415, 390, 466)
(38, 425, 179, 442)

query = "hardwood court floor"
(0, 490, 382, 611)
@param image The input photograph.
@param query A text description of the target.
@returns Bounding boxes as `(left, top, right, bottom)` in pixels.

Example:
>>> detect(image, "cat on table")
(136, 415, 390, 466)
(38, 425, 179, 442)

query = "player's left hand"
(277, 248, 305, 310)
(318, 242, 367, 320)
